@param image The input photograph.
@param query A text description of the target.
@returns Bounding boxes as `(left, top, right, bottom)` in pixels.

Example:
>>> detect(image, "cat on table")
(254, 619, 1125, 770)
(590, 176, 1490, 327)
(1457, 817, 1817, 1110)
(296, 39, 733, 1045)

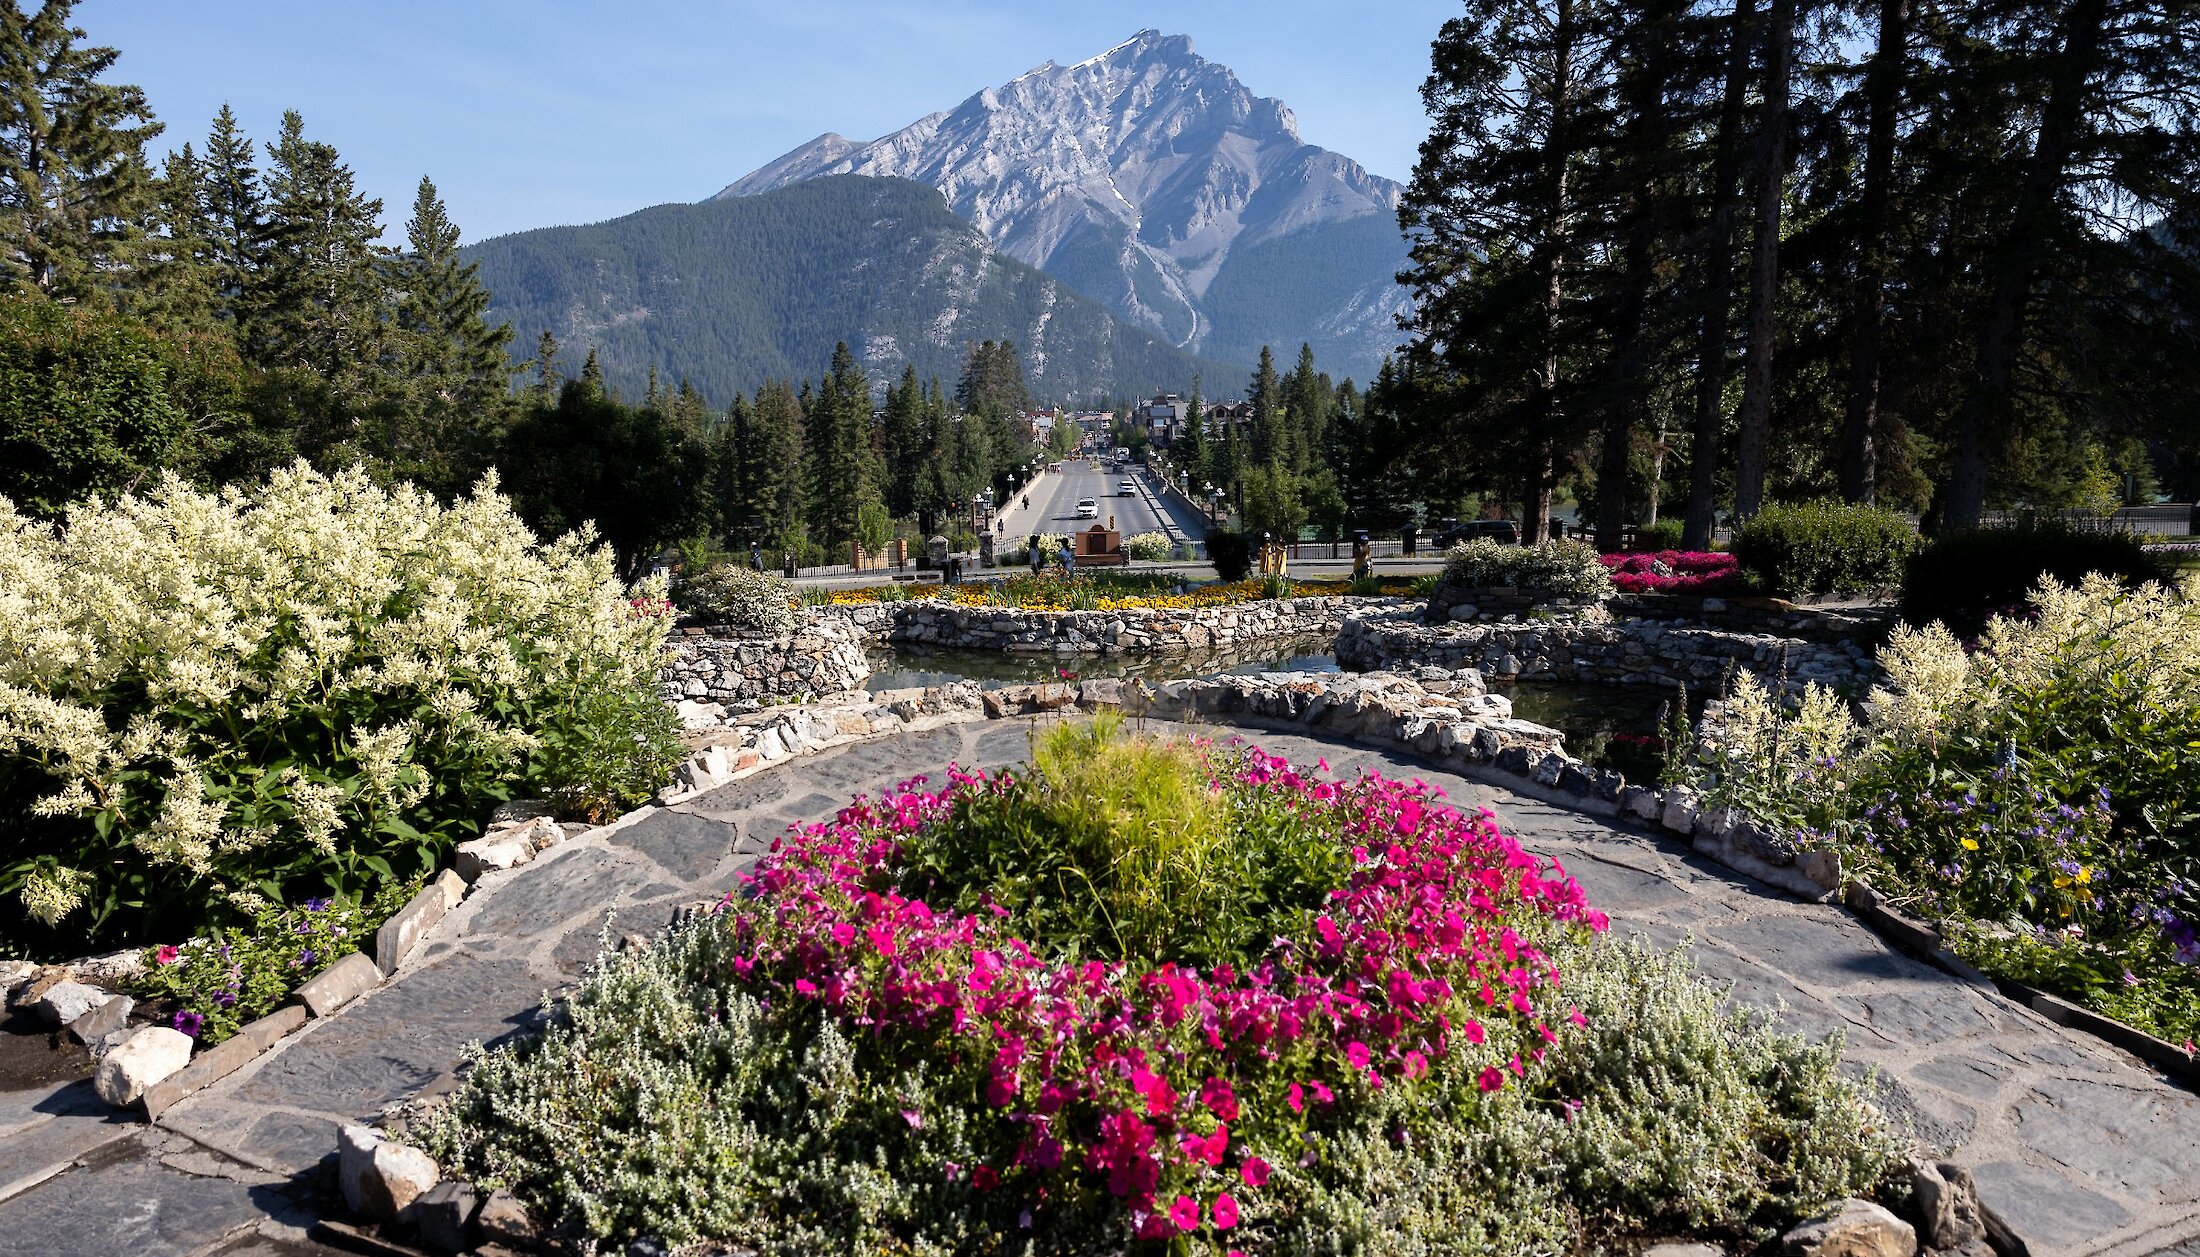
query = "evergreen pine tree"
(200, 104, 264, 325)
(128, 142, 221, 334)
(1249, 346, 1282, 467)
(1181, 378, 1210, 491)
(531, 330, 561, 401)
(386, 175, 514, 490)
(882, 363, 924, 517)
(0, 0, 160, 300)
(255, 111, 385, 380)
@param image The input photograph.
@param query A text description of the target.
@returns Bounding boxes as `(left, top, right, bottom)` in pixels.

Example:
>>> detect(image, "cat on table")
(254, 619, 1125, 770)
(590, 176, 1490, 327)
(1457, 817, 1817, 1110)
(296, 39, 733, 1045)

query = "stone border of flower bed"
(0, 807, 619, 1122)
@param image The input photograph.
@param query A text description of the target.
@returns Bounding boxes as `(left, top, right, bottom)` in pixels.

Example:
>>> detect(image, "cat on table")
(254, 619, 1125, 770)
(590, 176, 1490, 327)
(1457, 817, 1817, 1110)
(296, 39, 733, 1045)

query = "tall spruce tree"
(199, 104, 264, 324)
(0, 0, 160, 300)
(386, 175, 514, 490)
(254, 111, 384, 381)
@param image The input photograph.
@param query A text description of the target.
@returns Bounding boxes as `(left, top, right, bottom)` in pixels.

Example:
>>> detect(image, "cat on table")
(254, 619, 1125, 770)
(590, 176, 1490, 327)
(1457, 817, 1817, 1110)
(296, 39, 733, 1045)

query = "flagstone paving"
(4, 717, 2197, 1256)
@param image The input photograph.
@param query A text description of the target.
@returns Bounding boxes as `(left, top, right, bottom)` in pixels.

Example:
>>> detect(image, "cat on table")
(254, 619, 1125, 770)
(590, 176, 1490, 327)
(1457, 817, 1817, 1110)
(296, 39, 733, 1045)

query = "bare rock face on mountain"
(716, 30, 1409, 381)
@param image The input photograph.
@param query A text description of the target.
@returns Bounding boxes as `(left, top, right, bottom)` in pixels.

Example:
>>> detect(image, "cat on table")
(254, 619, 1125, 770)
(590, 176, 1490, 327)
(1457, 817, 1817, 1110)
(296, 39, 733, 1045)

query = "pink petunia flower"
(1170, 1195, 1201, 1232)
(1212, 1193, 1241, 1230)
(1239, 1157, 1271, 1188)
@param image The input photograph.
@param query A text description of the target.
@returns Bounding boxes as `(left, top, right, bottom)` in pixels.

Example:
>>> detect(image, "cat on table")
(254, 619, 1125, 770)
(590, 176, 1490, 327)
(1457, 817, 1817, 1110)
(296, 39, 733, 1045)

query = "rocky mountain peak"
(713, 31, 1408, 379)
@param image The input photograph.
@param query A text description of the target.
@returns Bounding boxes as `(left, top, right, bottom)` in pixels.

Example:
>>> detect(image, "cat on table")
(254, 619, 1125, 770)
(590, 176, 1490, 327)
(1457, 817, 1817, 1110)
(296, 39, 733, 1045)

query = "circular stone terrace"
(3, 715, 2198, 1257)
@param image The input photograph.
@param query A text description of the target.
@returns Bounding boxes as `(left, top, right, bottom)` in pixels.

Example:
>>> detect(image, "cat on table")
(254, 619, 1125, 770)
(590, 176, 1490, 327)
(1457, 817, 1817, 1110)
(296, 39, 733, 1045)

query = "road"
(991, 460, 1211, 548)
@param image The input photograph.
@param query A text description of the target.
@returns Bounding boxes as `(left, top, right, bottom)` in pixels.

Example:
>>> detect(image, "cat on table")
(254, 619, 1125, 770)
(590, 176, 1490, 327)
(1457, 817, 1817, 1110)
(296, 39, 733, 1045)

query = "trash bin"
(1401, 526, 1418, 556)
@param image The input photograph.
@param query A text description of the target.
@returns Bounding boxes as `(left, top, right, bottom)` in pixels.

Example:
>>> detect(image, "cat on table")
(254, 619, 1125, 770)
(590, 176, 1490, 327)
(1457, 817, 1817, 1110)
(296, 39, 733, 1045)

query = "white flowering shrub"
(0, 463, 681, 955)
(1440, 538, 1614, 598)
(1124, 531, 1175, 562)
(672, 563, 797, 634)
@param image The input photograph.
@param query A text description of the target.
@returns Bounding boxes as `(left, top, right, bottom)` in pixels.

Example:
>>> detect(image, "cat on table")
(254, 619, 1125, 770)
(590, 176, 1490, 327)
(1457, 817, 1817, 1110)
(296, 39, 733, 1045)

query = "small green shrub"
(674, 563, 797, 633)
(1730, 500, 1915, 598)
(1901, 517, 2169, 637)
(1206, 530, 1254, 581)
(901, 712, 1347, 969)
(1635, 518, 1688, 552)
(1440, 538, 1614, 597)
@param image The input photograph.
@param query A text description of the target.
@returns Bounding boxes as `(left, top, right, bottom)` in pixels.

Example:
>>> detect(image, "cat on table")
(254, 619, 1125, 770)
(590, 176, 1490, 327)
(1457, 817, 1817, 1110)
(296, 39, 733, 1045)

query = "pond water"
(866, 643, 1701, 783)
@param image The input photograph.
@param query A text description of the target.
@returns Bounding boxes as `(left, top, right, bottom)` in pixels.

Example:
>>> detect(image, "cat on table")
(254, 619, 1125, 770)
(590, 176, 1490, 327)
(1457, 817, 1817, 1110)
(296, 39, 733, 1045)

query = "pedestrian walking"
(1029, 534, 1043, 575)
(749, 540, 763, 571)
(1061, 536, 1075, 575)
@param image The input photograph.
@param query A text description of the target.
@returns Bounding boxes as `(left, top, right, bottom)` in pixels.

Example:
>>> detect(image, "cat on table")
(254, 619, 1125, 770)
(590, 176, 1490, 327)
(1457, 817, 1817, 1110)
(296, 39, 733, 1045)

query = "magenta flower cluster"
(1599, 550, 1741, 595)
(717, 746, 1609, 1244)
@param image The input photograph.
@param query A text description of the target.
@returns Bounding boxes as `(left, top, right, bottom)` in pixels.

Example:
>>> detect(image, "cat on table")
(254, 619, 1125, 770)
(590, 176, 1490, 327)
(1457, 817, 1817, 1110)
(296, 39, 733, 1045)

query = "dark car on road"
(1431, 518, 1520, 547)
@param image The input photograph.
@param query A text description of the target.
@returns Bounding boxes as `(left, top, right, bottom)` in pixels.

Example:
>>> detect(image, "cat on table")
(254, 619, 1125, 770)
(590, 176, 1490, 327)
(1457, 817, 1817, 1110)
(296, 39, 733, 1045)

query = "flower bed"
(1682, 574, 2200, 1048)
(420, 718, 1897, 1254)
(1599, 550, 1742, 596)
(825, 572, 1416, 613)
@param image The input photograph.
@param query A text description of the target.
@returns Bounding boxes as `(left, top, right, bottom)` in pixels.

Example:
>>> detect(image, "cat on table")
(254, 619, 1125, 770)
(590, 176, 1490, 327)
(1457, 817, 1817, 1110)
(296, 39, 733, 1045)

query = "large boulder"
(338, 1124, 440, 1221)
(94, 1026, 193, 1107)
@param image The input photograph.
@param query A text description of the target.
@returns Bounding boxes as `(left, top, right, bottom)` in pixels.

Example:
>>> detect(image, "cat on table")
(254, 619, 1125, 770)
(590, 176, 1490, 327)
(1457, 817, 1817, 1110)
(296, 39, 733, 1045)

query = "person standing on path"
(1029, 534, 1043, 575)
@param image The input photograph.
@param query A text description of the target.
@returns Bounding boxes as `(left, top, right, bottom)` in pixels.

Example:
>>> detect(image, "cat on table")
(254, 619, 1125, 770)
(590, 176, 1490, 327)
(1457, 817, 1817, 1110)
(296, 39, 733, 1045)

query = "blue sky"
(84, 0, 1457, 245)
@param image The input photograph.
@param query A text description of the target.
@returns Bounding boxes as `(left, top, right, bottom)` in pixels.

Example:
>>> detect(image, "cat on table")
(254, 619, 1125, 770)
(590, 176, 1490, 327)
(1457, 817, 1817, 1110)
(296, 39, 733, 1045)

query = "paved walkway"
(5, 720, 2199, 1256)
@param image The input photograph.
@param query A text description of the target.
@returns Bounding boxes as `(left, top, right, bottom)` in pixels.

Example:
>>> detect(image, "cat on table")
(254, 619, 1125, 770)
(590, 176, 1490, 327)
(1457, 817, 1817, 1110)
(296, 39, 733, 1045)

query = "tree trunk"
(1733, 0, 1795, 522)
(1646, 414, 1668, 525)
(1840, 0, 1909, 504)
(1682, 0, 1760, 550)
(1528, 0, 1577, 547)
(1523, 453, 1555, 547)
(1945, 0, 2110, 530)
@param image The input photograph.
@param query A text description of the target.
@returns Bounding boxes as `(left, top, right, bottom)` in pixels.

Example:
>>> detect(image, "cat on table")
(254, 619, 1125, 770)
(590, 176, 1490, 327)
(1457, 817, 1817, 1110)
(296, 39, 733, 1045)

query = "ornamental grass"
(421, 719, 1898, 1254)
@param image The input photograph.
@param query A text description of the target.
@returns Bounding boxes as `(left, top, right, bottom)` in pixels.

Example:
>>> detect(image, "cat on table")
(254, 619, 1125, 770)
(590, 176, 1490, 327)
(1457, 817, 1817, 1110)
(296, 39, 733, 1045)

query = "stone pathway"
(4, 718, 2198, 1257)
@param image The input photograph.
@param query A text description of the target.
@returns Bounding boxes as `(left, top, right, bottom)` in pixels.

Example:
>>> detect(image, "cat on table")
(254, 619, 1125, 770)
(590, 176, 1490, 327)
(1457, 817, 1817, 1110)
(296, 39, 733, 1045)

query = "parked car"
(1118, 479, 1136, 496)
(1432, 518, 1520, 547)
(1076, 497, 1098, 518)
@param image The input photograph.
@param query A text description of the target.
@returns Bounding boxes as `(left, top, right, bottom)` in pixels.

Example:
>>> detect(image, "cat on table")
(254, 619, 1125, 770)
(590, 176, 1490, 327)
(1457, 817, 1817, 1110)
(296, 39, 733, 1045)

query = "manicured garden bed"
(1682, 573, 2200, 1050)
(825, 570, 1420, 612)
(1599, 550, 1742, 596)
(419, 716, 1900, 1255)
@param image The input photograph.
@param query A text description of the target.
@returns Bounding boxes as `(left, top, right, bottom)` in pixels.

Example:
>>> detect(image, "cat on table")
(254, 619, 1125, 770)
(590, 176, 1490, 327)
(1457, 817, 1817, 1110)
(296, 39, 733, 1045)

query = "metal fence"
(1980, 506, 2198, 537)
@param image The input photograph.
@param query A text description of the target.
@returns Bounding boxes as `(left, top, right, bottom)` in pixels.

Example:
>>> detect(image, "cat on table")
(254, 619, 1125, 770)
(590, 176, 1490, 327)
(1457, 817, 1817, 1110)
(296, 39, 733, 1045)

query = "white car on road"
(1118, 479, 1136, 496)
(1075, 498, 1098, 518)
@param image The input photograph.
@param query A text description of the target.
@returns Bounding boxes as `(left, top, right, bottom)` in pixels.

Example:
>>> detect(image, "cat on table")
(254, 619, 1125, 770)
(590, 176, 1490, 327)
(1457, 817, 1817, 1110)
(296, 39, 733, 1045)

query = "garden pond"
(865, 642, 1702, 783)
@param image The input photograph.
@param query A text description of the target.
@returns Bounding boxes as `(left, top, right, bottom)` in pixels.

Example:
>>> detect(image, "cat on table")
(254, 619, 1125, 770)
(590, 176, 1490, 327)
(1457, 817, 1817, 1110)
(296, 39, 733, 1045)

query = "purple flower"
(172, 1009, 205, 1038)
(304, 897, 332, 912)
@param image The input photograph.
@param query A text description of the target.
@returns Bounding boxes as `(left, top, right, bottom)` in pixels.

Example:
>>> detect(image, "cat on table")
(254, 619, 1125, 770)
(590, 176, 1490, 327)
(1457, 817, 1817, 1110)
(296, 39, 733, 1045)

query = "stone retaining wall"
(1334, 608, 1875, 692)
(816, 596, 1391, 654)
(661, 620, 871, 706)
(1604, 594, 1898, 645)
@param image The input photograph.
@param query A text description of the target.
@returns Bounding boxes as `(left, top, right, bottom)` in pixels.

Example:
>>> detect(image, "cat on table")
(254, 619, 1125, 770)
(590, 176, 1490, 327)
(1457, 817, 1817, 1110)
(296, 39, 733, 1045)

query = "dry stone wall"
(661, 620, 871, 706)
(1334, 607, 1875, 692)
(816, 596, 1390, 654)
